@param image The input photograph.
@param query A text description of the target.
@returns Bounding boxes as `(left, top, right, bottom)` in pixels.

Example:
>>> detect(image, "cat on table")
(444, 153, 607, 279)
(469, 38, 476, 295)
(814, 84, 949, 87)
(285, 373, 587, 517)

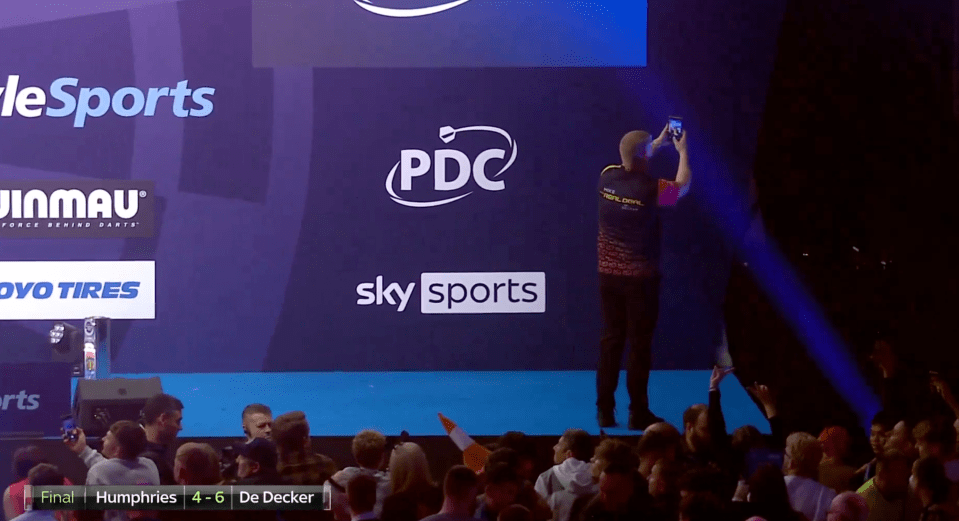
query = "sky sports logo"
(356, 272, 545, 314)
(0, 75, 214, 128)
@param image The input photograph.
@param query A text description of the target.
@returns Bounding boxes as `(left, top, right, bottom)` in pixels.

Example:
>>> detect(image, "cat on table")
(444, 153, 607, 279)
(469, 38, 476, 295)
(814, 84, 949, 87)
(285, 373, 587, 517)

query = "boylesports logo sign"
(385, 125, 517, 208)
(0, 181, 155, 238)
(0, 75, 214, 128)
(0, 261, 155, 320)
(354, 0, 471, 17)
(357, 272, 545, 313)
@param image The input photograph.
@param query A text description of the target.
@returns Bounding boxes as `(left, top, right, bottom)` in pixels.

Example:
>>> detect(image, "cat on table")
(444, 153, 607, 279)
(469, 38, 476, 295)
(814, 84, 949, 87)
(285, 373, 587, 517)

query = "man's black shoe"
(598, 410, 616, 428)
(628, 410, 665, 431)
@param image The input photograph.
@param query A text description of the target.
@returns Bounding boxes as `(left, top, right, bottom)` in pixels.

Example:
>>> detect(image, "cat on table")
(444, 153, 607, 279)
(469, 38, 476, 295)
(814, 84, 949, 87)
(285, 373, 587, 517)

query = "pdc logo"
(353, 0, 471, 17)
(385, 125, 518, 208)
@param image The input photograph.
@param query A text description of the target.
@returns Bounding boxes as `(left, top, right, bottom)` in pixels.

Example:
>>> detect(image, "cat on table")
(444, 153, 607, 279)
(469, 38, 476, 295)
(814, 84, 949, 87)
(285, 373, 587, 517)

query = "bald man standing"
(596, 125, 691, 430)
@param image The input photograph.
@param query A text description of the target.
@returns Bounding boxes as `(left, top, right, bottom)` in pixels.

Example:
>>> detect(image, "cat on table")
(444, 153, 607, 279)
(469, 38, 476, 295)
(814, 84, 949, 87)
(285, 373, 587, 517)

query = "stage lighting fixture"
(50, 322, 83, 376)
(83, 317, 112, 379)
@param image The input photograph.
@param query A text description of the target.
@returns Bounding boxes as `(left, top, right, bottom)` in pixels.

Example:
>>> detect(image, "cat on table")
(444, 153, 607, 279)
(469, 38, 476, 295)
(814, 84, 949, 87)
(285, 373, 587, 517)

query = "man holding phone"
(596, 122, 691, 430)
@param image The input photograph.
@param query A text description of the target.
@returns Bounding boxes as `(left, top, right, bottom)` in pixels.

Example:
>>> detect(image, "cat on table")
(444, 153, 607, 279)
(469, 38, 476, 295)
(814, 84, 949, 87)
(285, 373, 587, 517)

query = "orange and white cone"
(439, 413, 491, 473)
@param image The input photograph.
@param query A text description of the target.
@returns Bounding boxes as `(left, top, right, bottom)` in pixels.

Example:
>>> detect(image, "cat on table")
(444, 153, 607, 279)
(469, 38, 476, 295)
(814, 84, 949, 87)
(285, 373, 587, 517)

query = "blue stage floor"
(76, 371, 768, 438)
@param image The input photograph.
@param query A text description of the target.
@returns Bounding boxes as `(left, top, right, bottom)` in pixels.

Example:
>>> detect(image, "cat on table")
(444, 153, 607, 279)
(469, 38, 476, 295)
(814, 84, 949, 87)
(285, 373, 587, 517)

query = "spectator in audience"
(498, 506, 531, 521)
(272, 411, 337, 485)
(480, 449, 550, 521)
(534, 429, 596, 521)
(332, 430, 391, 517)
(856, 450, 919, 521)
(234, 437, 282, 485)
(422, 465, 478, 521)
(856, 412, 896, 485)
(885, 422, 919, 461)
(242, 404, 273, 442)
(648, 460, 682, 521)
(912, 456, 956, 521)
(11, 464, 70, 521)
(678, 493, 725, 521)
(637, 430, 678, 480)
(140, 393, 184, 485)
(5, 446, 48, 521)
(783, 432, 836, 521)
(86, 421, 161, 521)
(576, 462, 655, 521)
(819, 427, 857, 493)
(913, 418, 959, 481)
(476, 464, 525, 521)
(349, 474, 380, 521)
(173, 443, 222, 486)
(590, 440, 636, 483)
(679, 468, 727, 500)
(827, 493, 869, 521)
(496, 433, 538, 483)
(730, 463, 805, 521)
(381, 442, 442, 521)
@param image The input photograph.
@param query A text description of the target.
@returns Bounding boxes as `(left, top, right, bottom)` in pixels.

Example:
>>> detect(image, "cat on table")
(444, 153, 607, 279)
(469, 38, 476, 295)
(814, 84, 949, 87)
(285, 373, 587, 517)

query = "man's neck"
(143, 425, 164, 446)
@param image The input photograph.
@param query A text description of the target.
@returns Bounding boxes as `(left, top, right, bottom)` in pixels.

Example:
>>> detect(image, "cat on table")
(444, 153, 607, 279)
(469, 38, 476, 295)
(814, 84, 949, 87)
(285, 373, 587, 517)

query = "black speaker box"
(73, 377, 163, 437)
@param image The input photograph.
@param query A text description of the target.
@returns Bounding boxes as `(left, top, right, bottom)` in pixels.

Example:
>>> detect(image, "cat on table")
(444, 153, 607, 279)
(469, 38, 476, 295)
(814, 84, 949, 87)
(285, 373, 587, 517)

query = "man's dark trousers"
(596, 273, 661, 415)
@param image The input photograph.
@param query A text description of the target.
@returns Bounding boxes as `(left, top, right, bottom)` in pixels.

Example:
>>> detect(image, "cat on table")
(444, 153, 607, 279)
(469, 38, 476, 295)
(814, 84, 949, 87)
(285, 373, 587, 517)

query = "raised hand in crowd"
(930, 373, 959, 418)
(746, 383, 778, 419)
(709, 366, 735, 392)
(869, 339, 897, 379)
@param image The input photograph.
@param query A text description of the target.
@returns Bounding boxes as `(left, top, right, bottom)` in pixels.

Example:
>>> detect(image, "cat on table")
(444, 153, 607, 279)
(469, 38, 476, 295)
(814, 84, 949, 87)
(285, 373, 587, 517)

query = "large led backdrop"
(0, 0, 789, 374)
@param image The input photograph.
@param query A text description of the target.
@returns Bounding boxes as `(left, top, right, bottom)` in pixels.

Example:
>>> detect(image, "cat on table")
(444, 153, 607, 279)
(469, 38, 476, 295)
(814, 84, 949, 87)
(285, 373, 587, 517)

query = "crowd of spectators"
(4, 338, 959, 521)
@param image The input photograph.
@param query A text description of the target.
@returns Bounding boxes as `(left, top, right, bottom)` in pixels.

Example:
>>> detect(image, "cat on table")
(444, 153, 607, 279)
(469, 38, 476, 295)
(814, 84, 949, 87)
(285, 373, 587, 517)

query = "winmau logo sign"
(354, 0, 471, 17)
(0, 180, 155, 238)
(385, 125, 517, 208)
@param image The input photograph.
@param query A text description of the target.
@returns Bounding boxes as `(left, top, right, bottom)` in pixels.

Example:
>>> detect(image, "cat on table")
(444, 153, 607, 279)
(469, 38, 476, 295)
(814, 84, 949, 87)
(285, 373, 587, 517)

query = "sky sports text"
(0, 76, 214, 128)
(0, 282, 140, 300)
(356, 273, 545, 314)
(0, 391, 40, 411)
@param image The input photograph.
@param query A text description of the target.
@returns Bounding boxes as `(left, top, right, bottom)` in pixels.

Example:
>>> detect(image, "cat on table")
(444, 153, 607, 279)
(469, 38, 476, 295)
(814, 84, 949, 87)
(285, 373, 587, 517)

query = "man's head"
(827, 492, 869, 521)
(683, 404, 710, 452)
(236, 438, 278, 480)
(598, 462, 635, 513)
(870, 411, 895, 456)
(496, 432, 536, 481)
(348, 474, 378, 516)
(591, 439, 637, 482)
(619, 131, 652, 172)
(27, 463, 66, 487)
(875, 450, 911, 500)
(679, 492, 725, 521)
(443, 465, 479, 512)
(241, 404, 272, 441)
(103, 420, 148, 461)
(912, 417, 956, 460)
(272, 411, 310, 457)
(352, 429, 387, 470)
(819, 426, 851, 462)
(141, 393, 184, 444)
(13, 446, 46, 480)
(484, 463, 521, 513)
(783, 432, 823, 479)
(637, 429, 679, 478)
(645, 422, 681, 439)
(553, 429, 593, 465)
(174, 442, 222, 485)
(648, 459, 681, 499)
(885, 421, 917, 459)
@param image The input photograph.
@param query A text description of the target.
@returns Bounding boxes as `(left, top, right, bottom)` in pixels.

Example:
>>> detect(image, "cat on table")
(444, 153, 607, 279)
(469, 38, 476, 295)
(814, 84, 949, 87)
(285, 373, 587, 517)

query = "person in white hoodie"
(783, 432, 836, 521)
(534, 429, 597, 521)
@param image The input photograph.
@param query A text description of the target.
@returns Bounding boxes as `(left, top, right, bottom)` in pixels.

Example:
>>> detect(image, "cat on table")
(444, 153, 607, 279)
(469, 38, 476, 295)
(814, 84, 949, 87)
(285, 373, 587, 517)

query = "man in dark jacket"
(575, 462, 660, 521)
(235, 438, 283, 485)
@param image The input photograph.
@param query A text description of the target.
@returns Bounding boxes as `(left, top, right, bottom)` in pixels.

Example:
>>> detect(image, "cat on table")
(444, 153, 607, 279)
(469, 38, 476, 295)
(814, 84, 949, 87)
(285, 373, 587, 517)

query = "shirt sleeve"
(658, 179, 681, 206)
